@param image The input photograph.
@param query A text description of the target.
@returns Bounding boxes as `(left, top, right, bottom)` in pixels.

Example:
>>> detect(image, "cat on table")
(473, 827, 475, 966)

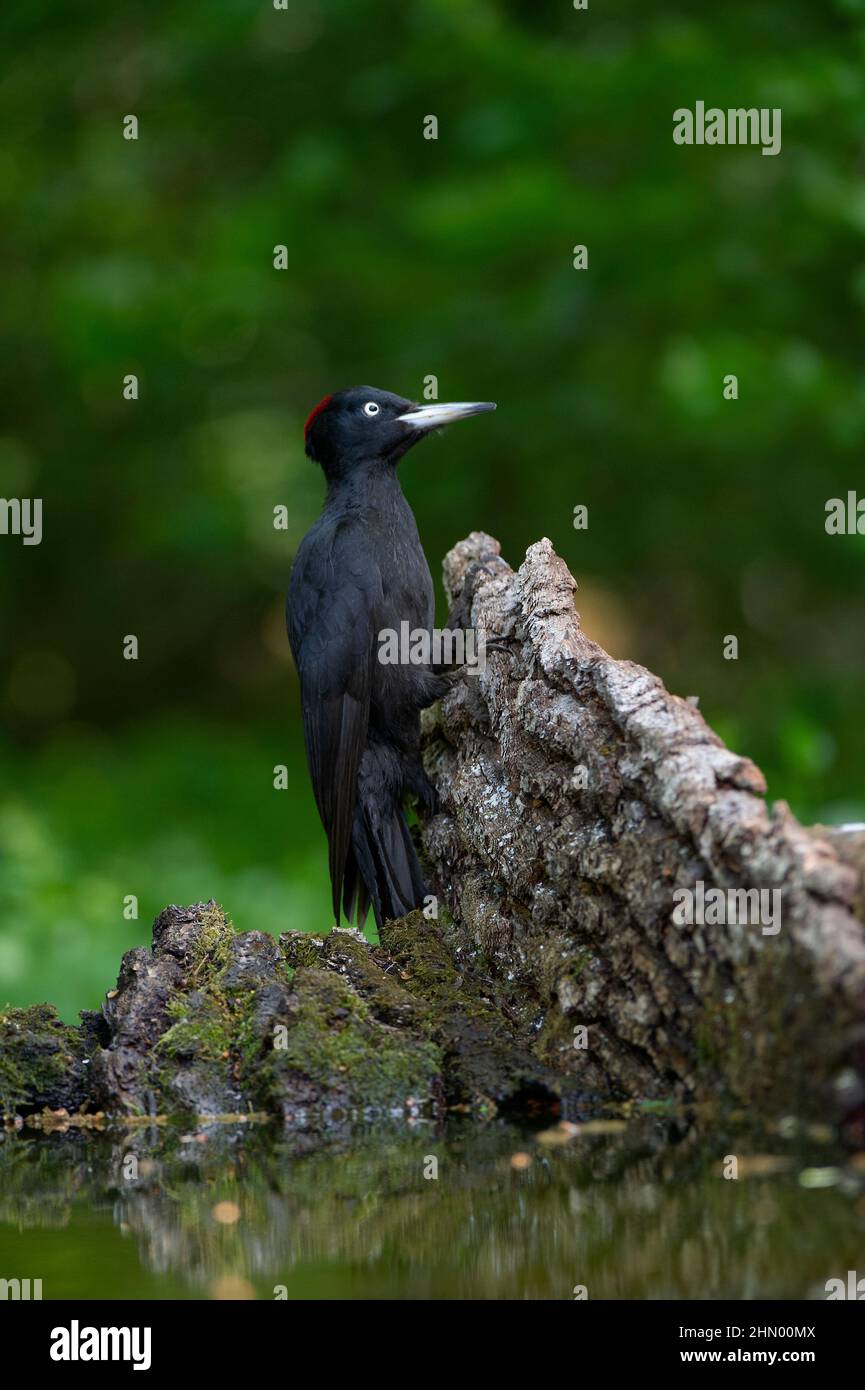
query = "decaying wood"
(420, 532, 865, 1114)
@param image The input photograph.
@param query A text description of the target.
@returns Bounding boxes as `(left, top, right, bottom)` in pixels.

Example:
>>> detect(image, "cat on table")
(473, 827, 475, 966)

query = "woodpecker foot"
(414, 783, 440, 816)
(482, 634, 518, 657)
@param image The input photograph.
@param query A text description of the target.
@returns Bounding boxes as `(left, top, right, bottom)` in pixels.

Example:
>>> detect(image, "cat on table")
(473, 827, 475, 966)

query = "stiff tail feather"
(343, 801, 427, 929)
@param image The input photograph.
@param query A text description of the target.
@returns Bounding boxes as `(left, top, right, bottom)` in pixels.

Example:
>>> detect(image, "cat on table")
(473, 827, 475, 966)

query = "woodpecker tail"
(341, 798, 427, 930)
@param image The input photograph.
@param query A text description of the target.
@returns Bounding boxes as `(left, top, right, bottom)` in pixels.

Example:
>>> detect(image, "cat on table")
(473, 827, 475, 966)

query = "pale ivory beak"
(397, 401, 496, 430)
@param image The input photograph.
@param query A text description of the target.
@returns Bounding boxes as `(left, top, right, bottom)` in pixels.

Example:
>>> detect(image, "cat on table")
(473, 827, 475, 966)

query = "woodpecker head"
(303, 386, 495, 480)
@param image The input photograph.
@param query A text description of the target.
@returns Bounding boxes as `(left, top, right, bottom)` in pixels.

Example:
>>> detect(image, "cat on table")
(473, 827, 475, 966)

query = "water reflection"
(1, 1113, 864, 1299)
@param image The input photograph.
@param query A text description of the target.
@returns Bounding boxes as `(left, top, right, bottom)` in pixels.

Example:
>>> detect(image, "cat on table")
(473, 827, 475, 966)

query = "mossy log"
(419, 531, 865, 1118)
(1, 902, 567, 1126)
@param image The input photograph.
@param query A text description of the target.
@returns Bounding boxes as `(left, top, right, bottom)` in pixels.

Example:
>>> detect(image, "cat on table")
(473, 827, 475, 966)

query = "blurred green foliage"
(1, 0, 864, 1017)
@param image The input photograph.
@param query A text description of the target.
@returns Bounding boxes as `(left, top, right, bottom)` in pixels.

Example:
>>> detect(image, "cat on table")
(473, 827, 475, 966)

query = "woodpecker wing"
(287, 522, 382, 921)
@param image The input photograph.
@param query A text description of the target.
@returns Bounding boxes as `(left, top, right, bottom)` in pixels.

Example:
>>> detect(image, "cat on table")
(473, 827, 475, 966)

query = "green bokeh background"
(1, 0, 864, 1020)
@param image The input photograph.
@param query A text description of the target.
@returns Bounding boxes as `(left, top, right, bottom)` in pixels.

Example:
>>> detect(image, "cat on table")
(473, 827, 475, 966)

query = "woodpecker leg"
(405, 763, 439, 816)
(431, 664, 464, 684)
(431, 642, 515, 680)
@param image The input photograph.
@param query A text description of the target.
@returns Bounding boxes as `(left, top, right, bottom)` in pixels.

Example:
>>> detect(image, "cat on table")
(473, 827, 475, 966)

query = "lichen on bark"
(419, 531, 865, 1118)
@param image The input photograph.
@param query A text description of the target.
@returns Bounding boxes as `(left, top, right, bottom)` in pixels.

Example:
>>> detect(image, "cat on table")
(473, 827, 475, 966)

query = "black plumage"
(286, 386, 495, 928)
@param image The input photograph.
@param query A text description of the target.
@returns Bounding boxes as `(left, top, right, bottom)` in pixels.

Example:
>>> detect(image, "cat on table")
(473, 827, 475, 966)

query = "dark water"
(1, 1110, 864, 1300)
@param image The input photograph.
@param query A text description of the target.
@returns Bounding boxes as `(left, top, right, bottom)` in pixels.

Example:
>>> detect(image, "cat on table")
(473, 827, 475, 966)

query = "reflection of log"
(3, 1117, 859, 1299)
(420, 532, 865, 1115)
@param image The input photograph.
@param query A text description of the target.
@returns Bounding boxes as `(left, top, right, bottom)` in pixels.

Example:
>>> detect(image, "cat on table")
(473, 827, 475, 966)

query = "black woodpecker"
(286, 386, 496, 929)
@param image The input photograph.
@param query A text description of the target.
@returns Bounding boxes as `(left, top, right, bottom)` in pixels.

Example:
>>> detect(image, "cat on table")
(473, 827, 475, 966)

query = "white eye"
(363, 401, 380, 417)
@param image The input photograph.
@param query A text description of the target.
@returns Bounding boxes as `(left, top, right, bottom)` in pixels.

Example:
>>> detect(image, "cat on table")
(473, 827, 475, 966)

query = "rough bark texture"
(420, 532, 865, 1116)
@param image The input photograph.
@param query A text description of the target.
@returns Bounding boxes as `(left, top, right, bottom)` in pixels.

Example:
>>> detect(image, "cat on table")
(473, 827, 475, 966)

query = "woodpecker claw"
(483, 636, 516, 656)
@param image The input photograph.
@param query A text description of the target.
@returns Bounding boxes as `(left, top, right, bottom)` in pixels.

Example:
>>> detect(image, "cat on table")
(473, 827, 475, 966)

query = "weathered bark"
(420, 532, 865, 1116)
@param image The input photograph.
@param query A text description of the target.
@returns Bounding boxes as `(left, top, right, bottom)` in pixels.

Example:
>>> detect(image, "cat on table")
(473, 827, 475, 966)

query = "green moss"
(281, 935, 325, 970)
(186, 904, 234, 980)
(0, 1004, 80, 1116)
(690, 949, 843, 1114)
(234, 997, 269, 1077)
(148, 914, 431, 1118)
(381, 912, 517, 1035)
(155, 992, 233, 1064)
(307, 929, 421, 1026)
(261, 967, 441, 1110)
(534, 1006, 583, 1071)
(380, 912, 465, 1009)
(380, 912, 561, 1109)
(151, 940, 264, 1117)
(144, 910, 262, 1115)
